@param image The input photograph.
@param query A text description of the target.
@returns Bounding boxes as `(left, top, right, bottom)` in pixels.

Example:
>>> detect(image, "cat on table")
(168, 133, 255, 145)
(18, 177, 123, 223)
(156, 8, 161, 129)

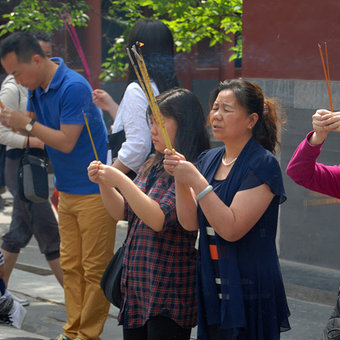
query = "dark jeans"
(123, 316, 192, 340)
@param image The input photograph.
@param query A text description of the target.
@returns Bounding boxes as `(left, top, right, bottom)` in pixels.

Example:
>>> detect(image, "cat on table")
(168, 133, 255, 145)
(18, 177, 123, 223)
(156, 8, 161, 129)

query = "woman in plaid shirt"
(88, 88, 210, 340)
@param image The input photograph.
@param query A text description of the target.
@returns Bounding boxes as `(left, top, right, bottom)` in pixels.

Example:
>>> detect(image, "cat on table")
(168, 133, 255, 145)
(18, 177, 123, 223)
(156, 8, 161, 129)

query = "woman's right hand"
(92, 89, 118, 119)
(164, 148, 200, 186)
(87, 161, 102, 184)
(88, 161, 125, 188)
(163, 148, 185, 176)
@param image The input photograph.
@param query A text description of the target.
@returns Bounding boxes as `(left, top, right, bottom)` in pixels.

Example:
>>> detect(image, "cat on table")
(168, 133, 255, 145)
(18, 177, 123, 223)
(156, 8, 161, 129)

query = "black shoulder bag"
(17, 90, 49, 203)
(17, 138, 49, 203)
(100, 233, 127, 308)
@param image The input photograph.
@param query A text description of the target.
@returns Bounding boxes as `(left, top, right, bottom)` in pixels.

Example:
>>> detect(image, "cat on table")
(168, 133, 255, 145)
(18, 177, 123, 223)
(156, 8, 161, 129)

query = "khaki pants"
(58, 192, 116, 340)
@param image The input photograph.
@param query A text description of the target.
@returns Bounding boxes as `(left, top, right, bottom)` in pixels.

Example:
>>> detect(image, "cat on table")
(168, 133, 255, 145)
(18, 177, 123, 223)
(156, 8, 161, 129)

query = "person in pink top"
(286, 108, 340, 340)
(286, 109, 340, 197)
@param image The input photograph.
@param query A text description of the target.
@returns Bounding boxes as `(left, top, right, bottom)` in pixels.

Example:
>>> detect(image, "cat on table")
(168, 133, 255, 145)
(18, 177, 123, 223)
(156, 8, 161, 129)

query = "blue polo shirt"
(27, 57, 108, 195)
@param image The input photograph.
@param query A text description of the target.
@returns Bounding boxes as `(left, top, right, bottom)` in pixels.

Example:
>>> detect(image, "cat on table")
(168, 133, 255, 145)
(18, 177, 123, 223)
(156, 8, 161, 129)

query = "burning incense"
(127, 43, 189, 196)
(60, 12, 94, 89)
(128, 42, 173, 151)
(83, 111, 99, 161)
(318, 42, 333, 112)
(324, 42, 331, 85)
(126, 48, 148, 100)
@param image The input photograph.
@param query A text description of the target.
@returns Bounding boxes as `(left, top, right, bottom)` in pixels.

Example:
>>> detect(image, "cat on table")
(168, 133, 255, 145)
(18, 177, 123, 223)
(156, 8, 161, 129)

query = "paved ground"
(0, 188, 338, 340)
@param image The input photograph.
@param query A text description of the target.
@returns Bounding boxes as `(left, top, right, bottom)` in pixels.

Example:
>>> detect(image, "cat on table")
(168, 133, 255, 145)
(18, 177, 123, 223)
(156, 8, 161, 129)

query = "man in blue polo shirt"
(0, 32, 116, 340)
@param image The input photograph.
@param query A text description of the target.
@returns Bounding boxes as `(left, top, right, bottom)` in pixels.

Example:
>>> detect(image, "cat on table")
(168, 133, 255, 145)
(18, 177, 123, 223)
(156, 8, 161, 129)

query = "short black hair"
(0, 31, 45, 63)
(33, 32, 52, 44)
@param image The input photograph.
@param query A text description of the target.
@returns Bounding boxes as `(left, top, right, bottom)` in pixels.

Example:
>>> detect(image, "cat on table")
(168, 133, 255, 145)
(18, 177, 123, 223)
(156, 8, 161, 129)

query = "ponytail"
(253, 98, 285, 154)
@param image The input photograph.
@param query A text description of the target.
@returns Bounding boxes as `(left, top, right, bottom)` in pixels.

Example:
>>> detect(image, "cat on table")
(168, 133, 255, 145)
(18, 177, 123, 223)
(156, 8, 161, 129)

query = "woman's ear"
(248, 112, 259, 129)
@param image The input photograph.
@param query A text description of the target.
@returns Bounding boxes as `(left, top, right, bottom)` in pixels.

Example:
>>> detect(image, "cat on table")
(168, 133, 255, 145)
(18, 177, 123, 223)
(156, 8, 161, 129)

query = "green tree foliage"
(0, 0, 89, 35)
(0, 0, 242, 80)
(102, 0, 242, 80)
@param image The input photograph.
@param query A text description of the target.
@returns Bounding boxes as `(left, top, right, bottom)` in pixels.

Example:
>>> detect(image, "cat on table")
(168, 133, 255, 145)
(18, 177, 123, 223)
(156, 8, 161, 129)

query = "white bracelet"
(196, 185, 213, 201)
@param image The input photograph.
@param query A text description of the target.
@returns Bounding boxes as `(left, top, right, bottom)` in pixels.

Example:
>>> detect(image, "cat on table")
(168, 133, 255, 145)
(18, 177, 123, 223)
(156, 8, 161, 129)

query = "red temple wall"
(242, 0, 340, 80)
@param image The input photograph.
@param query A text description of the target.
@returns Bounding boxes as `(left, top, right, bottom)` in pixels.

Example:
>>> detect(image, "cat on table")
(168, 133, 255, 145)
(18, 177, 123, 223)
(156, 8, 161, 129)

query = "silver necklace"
(221, 156, 237, 167)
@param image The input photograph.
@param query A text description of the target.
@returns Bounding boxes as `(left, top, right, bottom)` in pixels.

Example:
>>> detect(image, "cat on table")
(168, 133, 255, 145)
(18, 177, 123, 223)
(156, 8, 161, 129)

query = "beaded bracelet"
(196, 185, 213, 201)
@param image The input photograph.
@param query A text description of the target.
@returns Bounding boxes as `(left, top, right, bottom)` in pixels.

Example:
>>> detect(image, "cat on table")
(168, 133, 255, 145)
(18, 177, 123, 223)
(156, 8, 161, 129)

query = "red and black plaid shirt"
(119, 161, 197, 329)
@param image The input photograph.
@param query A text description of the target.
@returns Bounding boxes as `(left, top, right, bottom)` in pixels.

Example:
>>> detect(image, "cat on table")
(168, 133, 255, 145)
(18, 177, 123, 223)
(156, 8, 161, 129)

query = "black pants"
(206, 324, 247, 340)
(123, 316, 192, 340)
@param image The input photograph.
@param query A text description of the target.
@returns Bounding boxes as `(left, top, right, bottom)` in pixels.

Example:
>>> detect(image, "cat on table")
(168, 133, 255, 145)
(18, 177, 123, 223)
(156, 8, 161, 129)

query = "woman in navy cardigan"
(164, 79, 291, 340)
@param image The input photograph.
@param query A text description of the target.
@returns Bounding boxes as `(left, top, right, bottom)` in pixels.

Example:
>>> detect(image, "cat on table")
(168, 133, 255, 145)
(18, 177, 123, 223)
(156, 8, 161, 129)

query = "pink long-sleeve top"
(286, 131, 340, 199)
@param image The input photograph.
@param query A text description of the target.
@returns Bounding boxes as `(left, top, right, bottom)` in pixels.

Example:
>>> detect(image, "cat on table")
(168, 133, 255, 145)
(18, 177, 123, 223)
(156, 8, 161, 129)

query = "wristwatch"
(25, 119, 35, 132)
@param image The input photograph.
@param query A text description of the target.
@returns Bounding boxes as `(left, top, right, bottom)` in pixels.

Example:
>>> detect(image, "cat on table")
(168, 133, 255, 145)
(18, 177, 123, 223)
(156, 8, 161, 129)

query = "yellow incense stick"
(135, 49, 172, 149)
(127, 48, 149, 103)
(128, 43, 191, 198)
(83, 111, 99, 161)
(130, 43, 173, 151)
(127, 43, 190, 197)
(126, 47, 154, 124)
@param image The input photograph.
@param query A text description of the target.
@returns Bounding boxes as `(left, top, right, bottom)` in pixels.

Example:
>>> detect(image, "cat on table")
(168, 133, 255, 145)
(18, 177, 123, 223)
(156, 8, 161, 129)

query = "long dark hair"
(209, 79, 285, 154)
(127, 19, 178, 93)
(142, 87, 210, 176)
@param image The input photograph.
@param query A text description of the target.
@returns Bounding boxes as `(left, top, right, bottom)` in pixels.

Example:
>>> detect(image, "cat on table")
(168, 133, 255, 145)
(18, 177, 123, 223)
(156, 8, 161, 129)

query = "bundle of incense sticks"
(127, 43, 190, 197)
(127, 42, 173, 151)
(318, 42, 333, 112)
(83, 111, 99, 161)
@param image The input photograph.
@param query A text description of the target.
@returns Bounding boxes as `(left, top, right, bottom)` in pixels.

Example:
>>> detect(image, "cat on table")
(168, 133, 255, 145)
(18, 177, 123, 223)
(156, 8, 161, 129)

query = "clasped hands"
(310, 109, 340, 144)
(313, 109, 340, 132)
(0, 108, 29, 131)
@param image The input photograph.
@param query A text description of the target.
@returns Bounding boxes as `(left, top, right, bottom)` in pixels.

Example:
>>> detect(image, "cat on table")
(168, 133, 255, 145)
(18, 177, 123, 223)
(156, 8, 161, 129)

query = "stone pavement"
(0, 189, 127, 340)
(0, 189, 339, 340)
